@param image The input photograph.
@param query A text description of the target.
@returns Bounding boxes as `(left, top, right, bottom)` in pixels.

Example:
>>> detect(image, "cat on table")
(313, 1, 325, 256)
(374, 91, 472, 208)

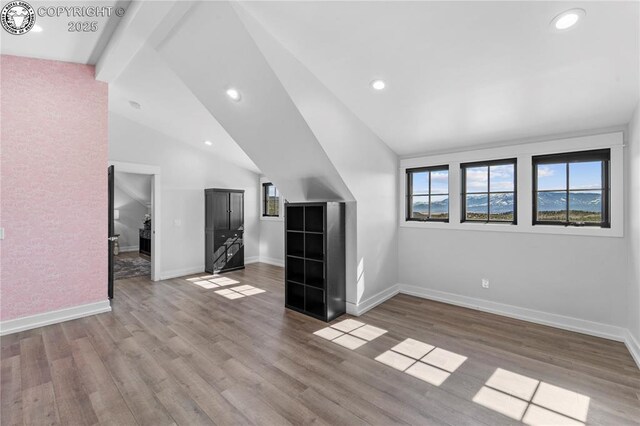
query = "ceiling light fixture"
(226, 88, 241, 102)
(204, 140, 213, 146)
(129, 100, 141, 110)
(370, 79, 386, 91)
(551, 9, 585, 31)
(31, 24, 43, 33)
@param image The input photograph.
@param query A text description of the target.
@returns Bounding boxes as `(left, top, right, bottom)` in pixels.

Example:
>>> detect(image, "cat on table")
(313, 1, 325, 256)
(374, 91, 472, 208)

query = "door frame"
(109, 160, 161, 282)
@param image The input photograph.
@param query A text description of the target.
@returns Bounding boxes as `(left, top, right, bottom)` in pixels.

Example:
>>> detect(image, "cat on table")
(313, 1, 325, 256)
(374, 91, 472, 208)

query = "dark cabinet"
(205, 189, 245, 273)
(285, 202, 346, 322)
(139, 229, 151, 256)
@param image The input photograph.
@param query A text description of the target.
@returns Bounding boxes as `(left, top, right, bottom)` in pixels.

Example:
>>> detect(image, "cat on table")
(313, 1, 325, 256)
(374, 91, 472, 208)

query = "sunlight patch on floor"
(215, 285, 266, 299)
(473, 367, 590, 425)
(374, 338, 467, 387)
(313, 319, 388, 351)
(186, 275, 261, 297)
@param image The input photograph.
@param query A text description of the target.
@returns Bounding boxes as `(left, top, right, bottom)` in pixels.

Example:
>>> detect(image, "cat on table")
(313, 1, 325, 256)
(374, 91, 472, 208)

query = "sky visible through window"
(537, 162, 601, 190)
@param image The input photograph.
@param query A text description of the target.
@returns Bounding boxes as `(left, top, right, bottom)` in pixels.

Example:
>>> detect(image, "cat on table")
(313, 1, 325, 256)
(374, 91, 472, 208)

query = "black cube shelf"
(284, 202, 346, 322)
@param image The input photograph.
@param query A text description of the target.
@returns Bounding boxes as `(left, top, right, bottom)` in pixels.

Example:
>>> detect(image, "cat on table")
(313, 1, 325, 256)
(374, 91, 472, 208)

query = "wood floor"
(1, 263, 639, 425)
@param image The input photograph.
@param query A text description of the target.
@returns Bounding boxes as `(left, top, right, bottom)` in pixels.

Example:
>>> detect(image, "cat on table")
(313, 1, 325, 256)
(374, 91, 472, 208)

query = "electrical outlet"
(482, 278, 489, 289)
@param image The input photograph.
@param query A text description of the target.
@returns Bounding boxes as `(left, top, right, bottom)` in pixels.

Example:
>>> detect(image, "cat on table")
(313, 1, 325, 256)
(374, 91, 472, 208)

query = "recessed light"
(129, 100, 141, 110)
(370, 79, 386, 91)
(551, 9, 585, 31)
(226, 88, 241, 102)
(31, 24, 42, 33)
(204, 140, 213, 146)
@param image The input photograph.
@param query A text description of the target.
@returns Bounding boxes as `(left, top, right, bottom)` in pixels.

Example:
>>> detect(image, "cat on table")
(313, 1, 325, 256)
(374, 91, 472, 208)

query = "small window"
(406, 166, 449, 222)
(461, 159, 517, 224)
(533, 149, 610, 227)
(263, 183, 280, 217)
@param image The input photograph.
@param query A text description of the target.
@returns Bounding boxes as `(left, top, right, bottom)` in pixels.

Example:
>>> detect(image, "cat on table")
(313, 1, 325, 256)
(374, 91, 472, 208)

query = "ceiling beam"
(95, 0, 190, 82)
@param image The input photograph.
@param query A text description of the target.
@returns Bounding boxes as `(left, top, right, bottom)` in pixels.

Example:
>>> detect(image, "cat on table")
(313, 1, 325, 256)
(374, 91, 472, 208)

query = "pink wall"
(1, 55, 108, 321)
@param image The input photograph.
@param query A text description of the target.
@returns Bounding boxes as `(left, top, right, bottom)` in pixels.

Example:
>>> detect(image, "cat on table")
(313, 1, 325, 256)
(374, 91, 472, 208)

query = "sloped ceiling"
(154, 1, 354, 202)
(23, 0, 637, 164)
(241, 1, 639, 156)
(0, 0, 129, 64)
(115, 171, 151, 207)
(109, 44, 260, 173)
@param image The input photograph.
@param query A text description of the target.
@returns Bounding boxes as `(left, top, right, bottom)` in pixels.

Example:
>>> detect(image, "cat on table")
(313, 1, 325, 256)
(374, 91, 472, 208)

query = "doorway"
(113, 171, 153, 280)
(108, 161, 161, 297)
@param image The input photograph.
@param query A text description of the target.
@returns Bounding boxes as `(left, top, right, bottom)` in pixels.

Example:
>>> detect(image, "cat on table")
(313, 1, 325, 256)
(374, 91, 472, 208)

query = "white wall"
(398, 132, 629, 338)
(114, 182, 149, 250)
(238, 8, 399, 311)
(628, 103, 640, 356)
(109, 113, 260, 278)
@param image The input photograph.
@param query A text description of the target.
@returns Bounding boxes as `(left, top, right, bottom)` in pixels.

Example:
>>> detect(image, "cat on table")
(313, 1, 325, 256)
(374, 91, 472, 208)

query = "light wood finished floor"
(2, 263, 639, 425)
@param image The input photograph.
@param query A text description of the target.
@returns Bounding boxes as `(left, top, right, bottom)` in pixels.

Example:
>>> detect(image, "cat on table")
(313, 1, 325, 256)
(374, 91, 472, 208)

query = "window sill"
(261, 215, 284, 222)
(400, 220, 622, 238)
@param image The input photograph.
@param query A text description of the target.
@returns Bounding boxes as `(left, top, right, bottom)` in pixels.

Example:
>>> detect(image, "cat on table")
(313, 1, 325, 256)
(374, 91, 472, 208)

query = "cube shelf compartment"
(284, 202, 346, 322)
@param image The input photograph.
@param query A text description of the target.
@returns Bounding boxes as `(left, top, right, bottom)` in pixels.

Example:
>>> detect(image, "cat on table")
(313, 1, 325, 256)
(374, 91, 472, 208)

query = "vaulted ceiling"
(2, 1, 638, 160)
(241, 1, 639, 155)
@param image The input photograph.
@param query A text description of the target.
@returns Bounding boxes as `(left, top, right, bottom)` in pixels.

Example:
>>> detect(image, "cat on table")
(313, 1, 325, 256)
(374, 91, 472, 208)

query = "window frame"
(406, 165, 450, 223)
(460, 158, 518, 225)
(262, 182, 280, 218)
(532, 149, 610, 228)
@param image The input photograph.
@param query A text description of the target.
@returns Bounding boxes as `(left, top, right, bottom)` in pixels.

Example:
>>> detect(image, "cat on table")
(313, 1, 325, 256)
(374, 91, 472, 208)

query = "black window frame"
(262, 182, 280, 217)
(461, 158, 518, 224)
(406, 165, 450, 223)
(532, 149, 610, 228)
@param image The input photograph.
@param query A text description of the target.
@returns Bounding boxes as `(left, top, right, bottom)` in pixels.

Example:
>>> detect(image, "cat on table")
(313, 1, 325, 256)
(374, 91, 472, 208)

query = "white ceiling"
(242, 1, 640, 156)
(115, 171, 151, 207)
(0, 0, 128, 64)
(109, 45, 260, 173)
(3, 1, 638, 160)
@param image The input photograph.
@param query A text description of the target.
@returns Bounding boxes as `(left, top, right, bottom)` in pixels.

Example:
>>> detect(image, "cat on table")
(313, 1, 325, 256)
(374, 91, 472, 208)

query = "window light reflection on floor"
(313, 319, 388, 350)
(473, 368, 590, 425)
(186, 274, 240, 289)
(213, 285, 266, 299)
(374, 338, 467, 387)
(185, 275, 266, 299)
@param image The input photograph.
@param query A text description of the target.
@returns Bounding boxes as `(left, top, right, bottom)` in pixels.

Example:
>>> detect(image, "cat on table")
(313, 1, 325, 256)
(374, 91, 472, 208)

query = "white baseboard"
(258, 256, 284, 267)
(624, 330, 640, 369)
(160, 266, 204, 280)
(245, 256, 260, 264)
(399, 284, 627, 342)
(0, 300, 111, 336)
(119, 246, 139, 253)
(346, 282, 637, 366)
(347, 284, 400, 316)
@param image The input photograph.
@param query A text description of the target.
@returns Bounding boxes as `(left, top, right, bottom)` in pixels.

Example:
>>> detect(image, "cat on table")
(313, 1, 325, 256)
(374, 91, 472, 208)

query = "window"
(263, 182, 280, 217)
(406, 166, 449, 222)
(533, 149, 610, 227)
(461, 159, 517, 224)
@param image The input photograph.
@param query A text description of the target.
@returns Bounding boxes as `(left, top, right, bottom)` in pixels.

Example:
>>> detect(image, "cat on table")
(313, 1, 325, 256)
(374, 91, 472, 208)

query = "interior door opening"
(108, 161, 161, 298)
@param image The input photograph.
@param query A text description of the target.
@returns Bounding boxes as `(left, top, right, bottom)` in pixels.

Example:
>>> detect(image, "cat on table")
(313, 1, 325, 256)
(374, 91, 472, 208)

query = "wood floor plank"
(21, 382, 60, 426)
(19, 334, 52, 390)
(49, 357, 100, 426)
(1, 355, 23, 426)
(68, 337, 138, 426)
(2, 263, 639, 425)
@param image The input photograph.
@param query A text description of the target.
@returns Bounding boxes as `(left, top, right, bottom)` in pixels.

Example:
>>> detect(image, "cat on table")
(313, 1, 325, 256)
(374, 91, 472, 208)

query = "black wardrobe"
(205, 189, 245, 273)
(285, 202, 346, 322)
